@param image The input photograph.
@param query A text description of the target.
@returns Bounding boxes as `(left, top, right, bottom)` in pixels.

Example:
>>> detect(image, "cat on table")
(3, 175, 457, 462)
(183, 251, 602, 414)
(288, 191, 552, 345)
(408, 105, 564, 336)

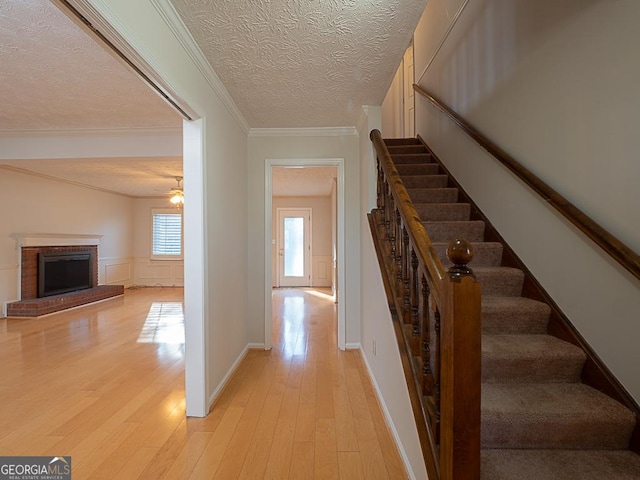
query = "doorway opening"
(265, 159, 346, 350)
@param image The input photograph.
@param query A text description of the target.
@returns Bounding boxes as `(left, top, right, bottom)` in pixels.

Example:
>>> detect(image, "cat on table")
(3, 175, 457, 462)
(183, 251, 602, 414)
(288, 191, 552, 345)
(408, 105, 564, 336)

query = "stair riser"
(474, 269, 524, 297)
(482, 298, 550, 334)
(387, 145, 427, 154)
(408, 188, 458, 204)
(391, 153, 433, 164)
(414, 203, 471, 222)
(384, 138, 421, 147)
(482, 357, 584, 384)
(401, 175, 448, 189)
(482, 383, 636, 450)
(395, 164, 440, 176)
(423, 221, 485, 243)
(482, 419, 634, 450)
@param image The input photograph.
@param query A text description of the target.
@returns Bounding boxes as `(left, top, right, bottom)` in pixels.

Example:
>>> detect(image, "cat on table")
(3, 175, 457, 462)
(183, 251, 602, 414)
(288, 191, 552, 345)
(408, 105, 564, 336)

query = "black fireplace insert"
(38, 251, 95, 297)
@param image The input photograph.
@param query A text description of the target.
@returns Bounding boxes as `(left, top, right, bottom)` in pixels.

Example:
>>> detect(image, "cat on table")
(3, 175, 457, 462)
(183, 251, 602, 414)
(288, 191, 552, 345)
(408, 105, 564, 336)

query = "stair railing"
(369, 129, 482, 480)
(414, 84, 640, 282)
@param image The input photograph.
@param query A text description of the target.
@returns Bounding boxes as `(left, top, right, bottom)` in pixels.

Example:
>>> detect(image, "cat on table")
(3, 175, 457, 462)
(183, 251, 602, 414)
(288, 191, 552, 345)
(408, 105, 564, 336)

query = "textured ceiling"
(272, 166, 337, 197)
(0, 0, 181, 131)
(170, 0, 425, 127)
(0, 0, 425, 197)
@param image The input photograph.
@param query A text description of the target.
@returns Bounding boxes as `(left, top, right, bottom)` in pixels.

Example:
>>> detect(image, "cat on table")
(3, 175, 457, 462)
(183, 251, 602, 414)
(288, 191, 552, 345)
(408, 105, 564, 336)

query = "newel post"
(439, 239, 482, 480)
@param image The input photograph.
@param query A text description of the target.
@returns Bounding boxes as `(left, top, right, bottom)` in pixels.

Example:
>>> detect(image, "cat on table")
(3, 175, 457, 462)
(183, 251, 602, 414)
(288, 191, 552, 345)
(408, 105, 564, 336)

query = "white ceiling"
(272, 166, 337, 197)
(0, 0, 424, 197)
(0, 0, 182, 131)
(171, 0, 425, 128)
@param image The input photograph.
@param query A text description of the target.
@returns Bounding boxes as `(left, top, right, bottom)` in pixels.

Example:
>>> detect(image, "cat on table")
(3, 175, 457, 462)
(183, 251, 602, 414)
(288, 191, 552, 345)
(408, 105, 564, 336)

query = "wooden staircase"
(370, 134, 640, 479)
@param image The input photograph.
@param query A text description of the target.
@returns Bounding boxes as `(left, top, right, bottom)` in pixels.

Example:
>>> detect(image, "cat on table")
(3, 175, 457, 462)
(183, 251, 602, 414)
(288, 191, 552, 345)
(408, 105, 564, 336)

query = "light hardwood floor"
(0, 287, 407, 479)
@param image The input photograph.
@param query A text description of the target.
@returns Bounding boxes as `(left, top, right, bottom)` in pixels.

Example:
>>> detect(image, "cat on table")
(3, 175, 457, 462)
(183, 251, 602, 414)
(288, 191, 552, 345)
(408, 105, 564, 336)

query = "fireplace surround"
(6, 235, 123, 317)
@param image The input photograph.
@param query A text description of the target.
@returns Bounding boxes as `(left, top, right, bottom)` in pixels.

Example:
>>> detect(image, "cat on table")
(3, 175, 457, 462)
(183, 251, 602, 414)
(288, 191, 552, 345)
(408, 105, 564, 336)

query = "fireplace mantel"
(12, 233, 103, 248)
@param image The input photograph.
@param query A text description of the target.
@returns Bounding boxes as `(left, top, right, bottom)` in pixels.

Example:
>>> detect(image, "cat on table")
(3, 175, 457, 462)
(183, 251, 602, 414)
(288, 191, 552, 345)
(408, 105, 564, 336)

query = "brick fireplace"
(6, 234, 124, 317)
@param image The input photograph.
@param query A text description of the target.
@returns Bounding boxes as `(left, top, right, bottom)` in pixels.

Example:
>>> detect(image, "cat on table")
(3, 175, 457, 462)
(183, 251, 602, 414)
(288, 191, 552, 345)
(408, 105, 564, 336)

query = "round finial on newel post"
(446, 238, 476, 281)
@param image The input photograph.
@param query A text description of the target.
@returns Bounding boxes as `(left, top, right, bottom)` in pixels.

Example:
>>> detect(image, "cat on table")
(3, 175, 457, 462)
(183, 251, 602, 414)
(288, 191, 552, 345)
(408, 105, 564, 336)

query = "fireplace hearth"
(6, 243, 123, 317)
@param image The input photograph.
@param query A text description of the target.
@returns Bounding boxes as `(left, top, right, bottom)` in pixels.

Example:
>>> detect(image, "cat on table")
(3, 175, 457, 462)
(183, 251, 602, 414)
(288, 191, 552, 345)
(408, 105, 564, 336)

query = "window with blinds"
(151, 209, 183, 260)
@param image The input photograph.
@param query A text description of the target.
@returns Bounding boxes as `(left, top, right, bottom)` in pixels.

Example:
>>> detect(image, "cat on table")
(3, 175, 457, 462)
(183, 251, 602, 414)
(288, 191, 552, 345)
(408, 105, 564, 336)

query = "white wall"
(358, 107, 427, 479)
(89, 0, 249, 415)
(414, 0, 640, 401)
(272, 196, 333, 288)
(132, 198, 184, 286)
(247, 134, 360, 346)
(0, 167, 134, 314)
(381, 64, 404, 138)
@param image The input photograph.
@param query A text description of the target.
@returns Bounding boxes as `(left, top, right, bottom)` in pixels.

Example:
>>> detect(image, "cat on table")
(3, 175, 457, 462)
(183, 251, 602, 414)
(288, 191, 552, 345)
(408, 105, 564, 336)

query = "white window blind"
(152, 210, 182, 259)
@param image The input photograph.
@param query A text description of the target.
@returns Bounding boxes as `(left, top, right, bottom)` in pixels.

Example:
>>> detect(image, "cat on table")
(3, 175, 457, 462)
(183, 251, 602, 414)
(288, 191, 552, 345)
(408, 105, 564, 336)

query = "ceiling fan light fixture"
(169, 176, 184, 206)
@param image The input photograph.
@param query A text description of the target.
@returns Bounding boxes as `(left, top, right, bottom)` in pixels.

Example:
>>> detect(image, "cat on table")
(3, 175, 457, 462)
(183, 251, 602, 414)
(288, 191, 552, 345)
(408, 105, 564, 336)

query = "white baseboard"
(247, 343, 266, 350)
(207, 345, 249, 409)
(345, 342, 361, 350)
(359, 346, 416, 480)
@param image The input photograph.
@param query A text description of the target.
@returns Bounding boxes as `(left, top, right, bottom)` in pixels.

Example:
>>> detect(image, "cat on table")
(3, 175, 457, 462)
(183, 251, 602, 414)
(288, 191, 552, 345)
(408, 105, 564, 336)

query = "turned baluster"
(410, 249, 420, 339)
(401, 228, 411, 324)
(376, 159, 384, 214)
(421, 275, 433, 396)
(395, 212, 403, 292)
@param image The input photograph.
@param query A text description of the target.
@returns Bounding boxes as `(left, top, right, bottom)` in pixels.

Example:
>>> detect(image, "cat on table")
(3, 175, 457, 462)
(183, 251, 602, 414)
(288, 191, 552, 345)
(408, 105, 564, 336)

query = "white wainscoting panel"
(134, 257, 184, 286)
(312, 255, 333, 287)
(98, 257, 133, 286)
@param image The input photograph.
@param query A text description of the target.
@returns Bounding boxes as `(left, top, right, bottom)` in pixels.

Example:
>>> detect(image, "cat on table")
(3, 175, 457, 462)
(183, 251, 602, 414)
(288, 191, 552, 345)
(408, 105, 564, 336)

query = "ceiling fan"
(169, 176, 184, 206)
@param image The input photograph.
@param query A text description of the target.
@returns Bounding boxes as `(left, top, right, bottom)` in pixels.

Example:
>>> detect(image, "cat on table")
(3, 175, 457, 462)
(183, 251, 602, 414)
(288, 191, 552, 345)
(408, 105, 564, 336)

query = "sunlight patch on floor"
(137, 302, 184, 344)
(303, 288, 335, 301)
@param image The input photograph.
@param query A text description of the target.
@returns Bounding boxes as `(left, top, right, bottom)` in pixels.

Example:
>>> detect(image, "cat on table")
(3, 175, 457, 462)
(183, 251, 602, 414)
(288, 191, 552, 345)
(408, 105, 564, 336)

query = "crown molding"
(0, 165, 134, 198)
(57, 0, 199, 122)
(149, 0, 251, 134)
(249, 127, 358, 137)
(0, 126, 182, 139)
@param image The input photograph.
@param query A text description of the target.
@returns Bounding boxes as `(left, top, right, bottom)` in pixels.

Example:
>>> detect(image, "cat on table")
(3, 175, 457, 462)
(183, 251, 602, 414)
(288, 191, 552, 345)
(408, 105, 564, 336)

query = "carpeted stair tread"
(482, 296, 550, 334)
(395, 163, 440, 176)
(414, 203, 471, 221)
(472, 267, 524, 297)
(481, 449, 640, 480)
(423, 220, 485, 242)
(482, 383, 636, 449)
(400, 174, 449, 188)
(433, 241, 503, 267)
(407, 187, 458, 203)
(482, 334, 586, 383)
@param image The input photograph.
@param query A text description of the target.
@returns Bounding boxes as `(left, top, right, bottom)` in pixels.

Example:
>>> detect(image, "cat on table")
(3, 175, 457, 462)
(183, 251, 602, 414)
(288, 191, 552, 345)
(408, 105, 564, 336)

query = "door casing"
(264, 158, 346, 350)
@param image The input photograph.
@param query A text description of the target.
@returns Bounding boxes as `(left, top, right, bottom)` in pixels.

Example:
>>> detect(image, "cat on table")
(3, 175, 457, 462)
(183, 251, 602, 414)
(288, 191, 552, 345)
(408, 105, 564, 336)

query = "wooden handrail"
(414, 84, 640, 282)
(370, 130, 447, 295)
(369, 129, 481, 480)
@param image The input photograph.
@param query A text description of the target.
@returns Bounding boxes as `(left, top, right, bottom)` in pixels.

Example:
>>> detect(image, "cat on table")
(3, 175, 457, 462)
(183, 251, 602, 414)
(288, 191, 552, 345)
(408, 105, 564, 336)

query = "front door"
(277, 208, 311, 287)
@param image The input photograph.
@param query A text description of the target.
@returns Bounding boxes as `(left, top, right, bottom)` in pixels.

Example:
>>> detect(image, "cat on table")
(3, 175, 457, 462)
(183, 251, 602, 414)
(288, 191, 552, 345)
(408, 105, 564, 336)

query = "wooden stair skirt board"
(379, 136, 640, 479)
